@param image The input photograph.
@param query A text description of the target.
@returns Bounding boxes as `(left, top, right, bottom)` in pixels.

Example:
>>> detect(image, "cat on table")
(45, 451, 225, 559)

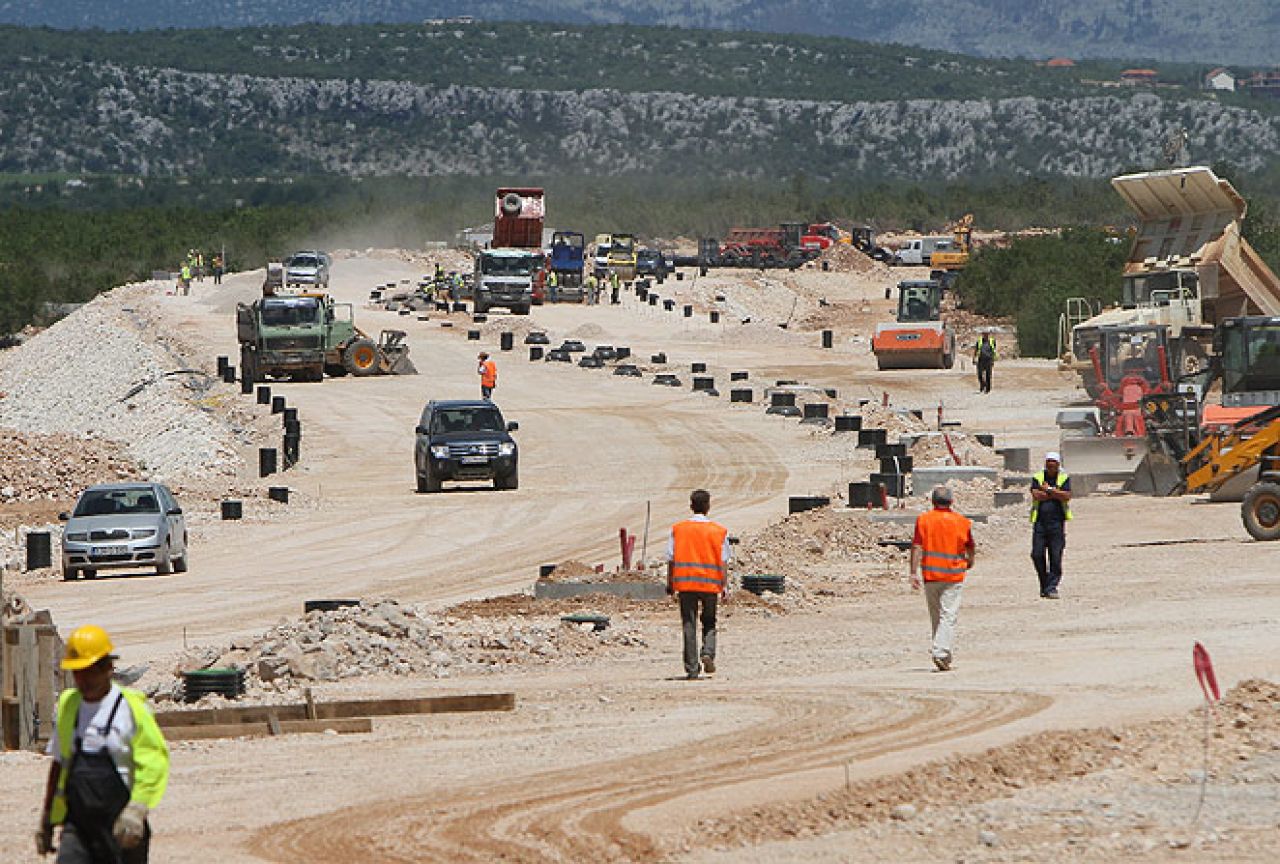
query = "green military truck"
(236, 293, 414, 383)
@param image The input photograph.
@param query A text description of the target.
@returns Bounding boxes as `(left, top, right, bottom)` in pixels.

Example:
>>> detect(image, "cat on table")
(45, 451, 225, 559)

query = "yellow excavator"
(929, 214, 973, 272)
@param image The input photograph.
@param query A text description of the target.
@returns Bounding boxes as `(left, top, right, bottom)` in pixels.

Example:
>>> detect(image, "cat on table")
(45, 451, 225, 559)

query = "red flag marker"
(1193, 642, 1219, 703)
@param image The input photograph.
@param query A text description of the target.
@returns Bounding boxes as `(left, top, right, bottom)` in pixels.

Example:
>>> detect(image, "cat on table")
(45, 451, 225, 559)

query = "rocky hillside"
(3, 1, 1275, 66)
(3, 58, 1278, 180)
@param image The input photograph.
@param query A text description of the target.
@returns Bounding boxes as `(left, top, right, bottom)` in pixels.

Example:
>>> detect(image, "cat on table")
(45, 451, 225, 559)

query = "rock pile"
(908, 432, 1002, 469)
(0, 285, 243, 482)
(144, 598, 648, 702)
(737, 507, 910, 581)
(819, 243, 887, 275)
(857, 403, 929, 438)
(0, 430, 141, 502)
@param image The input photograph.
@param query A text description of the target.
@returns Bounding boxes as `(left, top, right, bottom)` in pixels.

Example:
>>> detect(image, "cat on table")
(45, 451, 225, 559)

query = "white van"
(893, 236, 951, 266)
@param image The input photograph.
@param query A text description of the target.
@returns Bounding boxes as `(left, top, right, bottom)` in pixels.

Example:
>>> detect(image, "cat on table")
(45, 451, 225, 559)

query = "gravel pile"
(142, 598, 649, 702)
(908, 432, 1002, 469)
(737, 507, 910, 581)
(0, 430, 141, 502)
(858, 403, 929, 438)
(0, 285, 242, 482)
(819, 243, 887, 275)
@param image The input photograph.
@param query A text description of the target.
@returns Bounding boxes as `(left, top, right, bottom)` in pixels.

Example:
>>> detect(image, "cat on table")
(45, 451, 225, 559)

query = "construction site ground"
(2, 252, 1278, 862)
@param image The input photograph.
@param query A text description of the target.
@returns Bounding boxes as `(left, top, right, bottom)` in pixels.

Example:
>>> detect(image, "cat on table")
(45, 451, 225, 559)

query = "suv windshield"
(482, 255, 536, 277)
(286, 255, 321, 269)
(261, 298, 322, 326)
(430, 407, 504, 435)
(75, 488, 161, 517)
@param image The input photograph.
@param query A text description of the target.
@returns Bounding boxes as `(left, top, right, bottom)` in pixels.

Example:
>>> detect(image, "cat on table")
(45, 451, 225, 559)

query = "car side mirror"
(167, 507, 183, 516)
(415, 425, 428, 435)
(58, 512, 70, 521)
(506, 421, 519, 432)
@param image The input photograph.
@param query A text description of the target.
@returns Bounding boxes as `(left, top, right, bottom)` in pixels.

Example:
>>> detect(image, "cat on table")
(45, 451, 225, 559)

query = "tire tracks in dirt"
(249, 687, 1049, 863)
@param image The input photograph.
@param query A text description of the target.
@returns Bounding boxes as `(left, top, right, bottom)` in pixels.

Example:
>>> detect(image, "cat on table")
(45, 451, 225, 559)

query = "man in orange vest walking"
(910, 485, 975, 671)
(667, 489, 731, 680)
(477, 352, 498, 399)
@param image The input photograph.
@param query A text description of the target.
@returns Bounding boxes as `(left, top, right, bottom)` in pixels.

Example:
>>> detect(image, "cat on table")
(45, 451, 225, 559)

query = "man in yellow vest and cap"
(1030, 451, 1072, 599)
(37, 625, 170, 863)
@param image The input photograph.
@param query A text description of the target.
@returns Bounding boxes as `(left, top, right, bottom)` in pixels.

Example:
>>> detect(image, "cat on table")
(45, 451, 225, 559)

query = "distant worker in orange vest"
(666, 489, 732, 680)
(477, 352, 498, 399)
(909, 485, 975, 671)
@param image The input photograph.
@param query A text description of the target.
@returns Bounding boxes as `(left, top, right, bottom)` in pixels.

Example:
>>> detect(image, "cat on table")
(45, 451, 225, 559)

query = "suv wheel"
(156, 544, 173, 575)
(62, 567, 78, 582)
(417, 467, 442, 494)
(496, 465, 519, 491)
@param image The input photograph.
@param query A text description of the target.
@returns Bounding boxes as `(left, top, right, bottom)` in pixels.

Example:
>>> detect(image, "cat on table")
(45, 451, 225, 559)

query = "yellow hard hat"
(61, 625, 116, 671)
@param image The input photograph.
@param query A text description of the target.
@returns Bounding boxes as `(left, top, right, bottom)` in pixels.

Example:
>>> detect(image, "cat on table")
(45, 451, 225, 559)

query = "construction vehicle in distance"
(1065, 166, 1280, 399)
(475, 188, 545, 314)
(850, 225, 895, 263)
(236, 292, 415, 383)
(549, 231, 586, 301)
(929, 214, 974, 273)
(691, 223, 820, 271)
(872, 280, 955, 370)
(607, 233, 638, 283)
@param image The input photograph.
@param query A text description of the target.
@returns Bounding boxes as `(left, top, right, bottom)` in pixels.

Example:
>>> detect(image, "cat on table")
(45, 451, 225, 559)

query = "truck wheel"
(343, 339, 379, 376)
(513, 304, 531, 316)
(474, 301, 489, 314)
(240, 349, 257, 385)
(1242, 482, 1280, 541)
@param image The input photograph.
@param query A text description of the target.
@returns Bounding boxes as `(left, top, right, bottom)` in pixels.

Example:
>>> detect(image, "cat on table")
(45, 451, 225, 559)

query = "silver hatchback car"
(59, 483, 189, 580)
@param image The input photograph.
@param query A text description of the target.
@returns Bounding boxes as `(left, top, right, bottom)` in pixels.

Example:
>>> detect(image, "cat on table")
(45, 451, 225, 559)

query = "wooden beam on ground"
(155, 692, 516, 729)
(163, 717, 372, 742)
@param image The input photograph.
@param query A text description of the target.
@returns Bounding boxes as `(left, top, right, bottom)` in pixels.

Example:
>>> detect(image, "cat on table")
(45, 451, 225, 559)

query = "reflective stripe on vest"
(671, 519, 728, 593)
(915, 508, 972, 583)
(1030, 470, 1072, 523)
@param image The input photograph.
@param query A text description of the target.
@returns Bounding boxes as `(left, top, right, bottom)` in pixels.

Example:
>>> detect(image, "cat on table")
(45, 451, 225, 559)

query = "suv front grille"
(89, 529, 130, 541)
(447, 443, 499, 459)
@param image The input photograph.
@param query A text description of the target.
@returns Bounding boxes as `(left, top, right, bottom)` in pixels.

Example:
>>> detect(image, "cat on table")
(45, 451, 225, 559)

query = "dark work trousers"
(976, 357, 993, 393)
(1031, 521, 1066, 595)
(58, 822, 151, 864)
(481, 385, 493, 399)
(679, 592, 718, 676)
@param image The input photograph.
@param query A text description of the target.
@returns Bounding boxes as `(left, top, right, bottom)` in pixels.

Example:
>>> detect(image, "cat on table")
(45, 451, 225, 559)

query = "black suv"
(414, 400, 519, 492)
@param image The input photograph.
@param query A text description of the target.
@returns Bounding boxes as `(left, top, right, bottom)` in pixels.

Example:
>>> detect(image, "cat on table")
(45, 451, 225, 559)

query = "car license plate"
(91, 545, 128, 556)
(461, 456, 489, 465)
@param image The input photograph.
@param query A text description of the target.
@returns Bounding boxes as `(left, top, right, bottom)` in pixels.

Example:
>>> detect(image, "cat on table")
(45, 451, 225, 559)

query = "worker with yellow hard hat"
(37, 625, 170, 863)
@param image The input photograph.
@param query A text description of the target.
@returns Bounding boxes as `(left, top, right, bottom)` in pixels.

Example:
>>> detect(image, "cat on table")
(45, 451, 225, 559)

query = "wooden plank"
(155, 692, 516, 729)
(35, 628, 54, 745)
(163, 717, 372, 742)
(17, 627, 36, 750)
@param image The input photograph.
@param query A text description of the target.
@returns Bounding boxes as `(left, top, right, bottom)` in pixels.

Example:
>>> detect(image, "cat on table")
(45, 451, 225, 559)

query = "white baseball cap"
(1045, 451, 1062, 463)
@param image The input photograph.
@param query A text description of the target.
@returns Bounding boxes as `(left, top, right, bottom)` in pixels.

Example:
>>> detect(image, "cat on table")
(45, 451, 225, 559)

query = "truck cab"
(474, 249, 538, 315)
(550, 231, 586, 301)
(592, 233, 613, 278)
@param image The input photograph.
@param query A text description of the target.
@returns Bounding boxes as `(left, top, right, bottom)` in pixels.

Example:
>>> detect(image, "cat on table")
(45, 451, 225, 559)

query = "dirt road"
(4, 254, 1278, 863)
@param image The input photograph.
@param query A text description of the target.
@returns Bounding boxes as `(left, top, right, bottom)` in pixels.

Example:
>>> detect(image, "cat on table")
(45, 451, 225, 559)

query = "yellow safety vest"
(50, 687, 170, 825)
(1030, 470, 1072, 523)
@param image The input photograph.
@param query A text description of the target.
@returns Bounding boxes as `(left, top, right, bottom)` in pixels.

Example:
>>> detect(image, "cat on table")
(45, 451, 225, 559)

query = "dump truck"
(693, 223, 821, 271)
(872, 280, 955, 370)
(549, 230, 586, 301)
(475, 188, 544, 314)
(236, 292, 415, 383)
(1065, 166, 1280, 397)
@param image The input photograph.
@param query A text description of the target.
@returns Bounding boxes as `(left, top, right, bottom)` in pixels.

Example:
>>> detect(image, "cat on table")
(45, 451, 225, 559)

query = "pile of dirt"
(479, 317, 539, 341)
(908, 432, 1002, 469)
(820, 243, 888, 276)
(858, 403, 929, 438)
(0, 430, 140, 502)
(687, 679, 1280, 857)
(0, 285, 244, 482)
(567, 322, 607, 340)
(907, 476, 999, 514)
(737, 507, 910, 581)
(140, 598, 649, 702)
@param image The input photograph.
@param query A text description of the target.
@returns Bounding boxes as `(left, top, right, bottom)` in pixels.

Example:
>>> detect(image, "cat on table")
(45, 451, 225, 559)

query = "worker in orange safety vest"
(477, 353, 497, 399)
(667, 489, 732, 680)
(909, 485, 975, 671)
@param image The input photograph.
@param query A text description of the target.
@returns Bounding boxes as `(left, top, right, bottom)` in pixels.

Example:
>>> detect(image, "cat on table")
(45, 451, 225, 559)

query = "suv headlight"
(131, 528, 157, 539)
(499, 442, 516, 456)
(430, 445, 450, 459)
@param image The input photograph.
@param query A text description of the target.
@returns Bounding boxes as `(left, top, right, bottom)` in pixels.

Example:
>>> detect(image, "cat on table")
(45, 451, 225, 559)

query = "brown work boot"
(701, 655, 716, 674)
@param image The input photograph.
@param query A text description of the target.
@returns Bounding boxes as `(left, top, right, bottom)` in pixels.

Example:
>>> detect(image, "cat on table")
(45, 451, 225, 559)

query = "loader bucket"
(1127, 451, 1183, 496)
(1060, 435, 1150, 495)
(377, 330, 417, 375)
